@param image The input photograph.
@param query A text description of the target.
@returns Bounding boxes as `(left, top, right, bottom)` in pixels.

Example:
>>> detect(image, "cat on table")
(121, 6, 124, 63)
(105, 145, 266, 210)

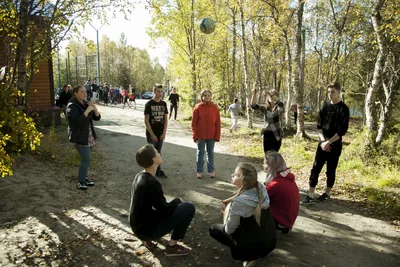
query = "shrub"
(0, 83, 43, 177)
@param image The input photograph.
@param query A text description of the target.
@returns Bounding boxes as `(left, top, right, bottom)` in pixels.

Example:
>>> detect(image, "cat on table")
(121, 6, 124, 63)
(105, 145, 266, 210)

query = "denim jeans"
(196, 139, 215, 173)
(151, 202, 196, 240)
(75, 145, 93, 183)
(147, 134, 164, 173)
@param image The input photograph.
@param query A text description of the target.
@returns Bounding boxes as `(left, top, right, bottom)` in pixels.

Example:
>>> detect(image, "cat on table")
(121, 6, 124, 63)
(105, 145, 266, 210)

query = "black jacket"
(129, 171, 181, 240)
(230, 208, 277, 261)
(66, 97, 101, 145)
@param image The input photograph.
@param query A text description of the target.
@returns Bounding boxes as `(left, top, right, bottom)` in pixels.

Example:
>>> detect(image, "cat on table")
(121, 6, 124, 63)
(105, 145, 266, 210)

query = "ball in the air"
(200, 18, 216, 34)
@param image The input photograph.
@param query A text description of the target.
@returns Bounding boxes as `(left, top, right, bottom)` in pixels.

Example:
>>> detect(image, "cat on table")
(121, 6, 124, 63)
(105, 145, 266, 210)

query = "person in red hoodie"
(191, 90, 221, 179)
(264, 151, 300, 234)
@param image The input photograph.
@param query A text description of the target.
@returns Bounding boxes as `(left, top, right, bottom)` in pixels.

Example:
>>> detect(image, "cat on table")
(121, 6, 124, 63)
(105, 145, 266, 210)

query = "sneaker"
(300, 195, 315, 204)
(77, 182, 87, 190)
(317, 193, 330, 202)
(243, 260, 257, 267)
(196, 173, 203, 179)
(143, 240, 157, 249)
(209, 172, 215, 178)
(85, 179, 95, 186)
(156, 170, 168, 178)
(164, 244, 191, 257)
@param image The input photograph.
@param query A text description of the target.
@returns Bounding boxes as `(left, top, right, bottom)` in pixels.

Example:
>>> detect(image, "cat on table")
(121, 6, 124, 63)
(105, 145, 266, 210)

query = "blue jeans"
(75, 145, 93, 183)
(151, 202, 196, 240)
(196, 139, 215, 173)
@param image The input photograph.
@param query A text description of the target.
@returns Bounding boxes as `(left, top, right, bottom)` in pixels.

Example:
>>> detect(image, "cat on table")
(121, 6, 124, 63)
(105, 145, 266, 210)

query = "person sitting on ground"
(209, 162, 277, 267)
(264, 151, 300, 234)
(129, 144, 196, 256)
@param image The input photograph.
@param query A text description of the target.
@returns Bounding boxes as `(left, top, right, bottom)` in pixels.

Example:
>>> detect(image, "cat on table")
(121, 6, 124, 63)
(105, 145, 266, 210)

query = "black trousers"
(169, 104, 178, 120)
(263, 131, 281, 153)
(147, 133, 164, 173)
(309, 142, 342, 188)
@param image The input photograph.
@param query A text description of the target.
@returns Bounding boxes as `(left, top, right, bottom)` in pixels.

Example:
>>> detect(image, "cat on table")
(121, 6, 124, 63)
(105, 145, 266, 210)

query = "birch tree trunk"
(284, 34, 293, 129)
(365, 0, 386, 149)
(239, 0, 252, 129)
(293, 0, 305, 137)
(189, 0, 197, 106)
(231, 7, 237, 96)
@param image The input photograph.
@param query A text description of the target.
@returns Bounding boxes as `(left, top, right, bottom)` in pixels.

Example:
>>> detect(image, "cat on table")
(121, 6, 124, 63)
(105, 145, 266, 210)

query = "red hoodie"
(191, 101, 221, 141)
(266, 170, 300, 228)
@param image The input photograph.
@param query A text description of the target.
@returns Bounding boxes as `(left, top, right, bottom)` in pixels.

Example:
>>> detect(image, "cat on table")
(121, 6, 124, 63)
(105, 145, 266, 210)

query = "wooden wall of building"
(28, 60, 54, 109)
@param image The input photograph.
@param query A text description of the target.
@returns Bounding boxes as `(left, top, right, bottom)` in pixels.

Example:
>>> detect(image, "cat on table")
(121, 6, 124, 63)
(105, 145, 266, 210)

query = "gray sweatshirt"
(227, 103, 240, 117)
(224, 183, 270, 234)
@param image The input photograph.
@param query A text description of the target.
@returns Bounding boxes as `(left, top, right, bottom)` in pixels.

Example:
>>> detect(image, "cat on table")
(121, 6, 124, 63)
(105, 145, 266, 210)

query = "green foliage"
(0, 83, 43, 177)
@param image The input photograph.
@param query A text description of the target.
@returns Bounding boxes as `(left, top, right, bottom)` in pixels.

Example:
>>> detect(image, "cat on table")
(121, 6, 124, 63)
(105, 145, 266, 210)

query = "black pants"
(147, 133, 164, 173)
(263, 131, 281, 153)
(169, 104, 178, 120)
(294, 112, 298, 124)
(209, 223, 275, 261)
(309, 142, 342, 188)
(209, 224, 234, 247)
(151, 202, 195, 240)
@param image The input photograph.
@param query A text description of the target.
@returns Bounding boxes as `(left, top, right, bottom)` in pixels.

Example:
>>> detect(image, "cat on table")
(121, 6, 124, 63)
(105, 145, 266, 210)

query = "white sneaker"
(243, 260, 257, 267)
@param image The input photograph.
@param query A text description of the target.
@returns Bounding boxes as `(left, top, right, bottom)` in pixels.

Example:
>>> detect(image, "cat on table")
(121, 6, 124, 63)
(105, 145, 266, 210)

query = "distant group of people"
(65, 80, 349, 266)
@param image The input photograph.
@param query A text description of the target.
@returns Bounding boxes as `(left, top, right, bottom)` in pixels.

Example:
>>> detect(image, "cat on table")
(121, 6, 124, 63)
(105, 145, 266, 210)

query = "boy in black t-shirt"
(301, 82, 350, 204)
(129, 144, 195, 256)
(144, 84, 169, 178)
(168, 87, 180, 120)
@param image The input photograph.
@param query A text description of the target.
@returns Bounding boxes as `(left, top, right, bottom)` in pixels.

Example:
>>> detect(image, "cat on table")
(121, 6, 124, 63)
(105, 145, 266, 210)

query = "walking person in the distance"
(168, 87, 180, 120)
(227, 97, 240, 132)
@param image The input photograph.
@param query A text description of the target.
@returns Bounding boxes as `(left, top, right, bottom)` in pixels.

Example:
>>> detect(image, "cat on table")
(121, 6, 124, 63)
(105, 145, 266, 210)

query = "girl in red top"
(264, 151, 300, 234)
(191, 90, 221, 179)
(122, 88, 131, 109)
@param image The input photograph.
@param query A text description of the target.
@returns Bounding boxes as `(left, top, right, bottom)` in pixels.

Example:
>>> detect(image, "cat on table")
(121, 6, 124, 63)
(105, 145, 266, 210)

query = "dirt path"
(0, 100, 399, 267)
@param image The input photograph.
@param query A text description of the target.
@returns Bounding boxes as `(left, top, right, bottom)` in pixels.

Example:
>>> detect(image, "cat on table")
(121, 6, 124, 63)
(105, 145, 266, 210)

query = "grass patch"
(219, 120, 400, 223)
(33, 120, 104, 182)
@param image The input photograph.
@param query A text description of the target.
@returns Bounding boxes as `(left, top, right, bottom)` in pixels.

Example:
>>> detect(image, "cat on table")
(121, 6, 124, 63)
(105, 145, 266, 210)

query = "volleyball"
(200, 18, 216, 34)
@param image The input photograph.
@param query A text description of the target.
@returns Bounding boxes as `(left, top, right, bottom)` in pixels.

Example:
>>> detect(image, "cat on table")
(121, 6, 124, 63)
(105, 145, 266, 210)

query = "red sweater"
(266, 170, 300, 228)
(191, 101, 221, 141)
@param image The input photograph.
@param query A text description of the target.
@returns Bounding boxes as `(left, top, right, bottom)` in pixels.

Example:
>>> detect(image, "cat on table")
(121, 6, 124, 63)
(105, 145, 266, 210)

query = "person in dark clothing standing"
(168, 87, 179, 120)
(66, 86, 101, 190)
(144, 84, 169, 178)
(59, 84, 72, 115)
(301, 82, 350, 204)
(129, 144, 195, 256)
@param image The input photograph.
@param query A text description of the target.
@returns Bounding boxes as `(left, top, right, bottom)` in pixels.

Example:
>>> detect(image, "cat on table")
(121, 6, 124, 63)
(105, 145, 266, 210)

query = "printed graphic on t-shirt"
(144, 100, 168, 136)
(150, 105, 166, 124)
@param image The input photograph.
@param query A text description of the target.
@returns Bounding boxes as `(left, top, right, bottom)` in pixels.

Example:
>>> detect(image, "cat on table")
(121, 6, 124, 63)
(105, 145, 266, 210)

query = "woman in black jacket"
(66, 85, 101, 190)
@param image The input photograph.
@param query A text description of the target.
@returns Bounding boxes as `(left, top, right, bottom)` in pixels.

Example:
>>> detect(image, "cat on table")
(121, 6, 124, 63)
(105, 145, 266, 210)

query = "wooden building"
(0, 14, 61, 127)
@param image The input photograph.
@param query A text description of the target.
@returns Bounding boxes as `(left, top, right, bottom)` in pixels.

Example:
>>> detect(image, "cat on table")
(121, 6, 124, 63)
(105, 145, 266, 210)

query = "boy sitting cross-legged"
(129, 144, 196, 256)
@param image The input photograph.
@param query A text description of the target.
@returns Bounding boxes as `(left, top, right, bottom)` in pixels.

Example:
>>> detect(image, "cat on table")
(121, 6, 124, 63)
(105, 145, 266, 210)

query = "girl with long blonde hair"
(209, 163, 277, 267)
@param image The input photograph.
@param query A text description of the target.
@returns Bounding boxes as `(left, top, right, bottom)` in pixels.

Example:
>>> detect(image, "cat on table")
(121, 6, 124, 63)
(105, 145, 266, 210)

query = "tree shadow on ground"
(0, 117, 399, 267)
